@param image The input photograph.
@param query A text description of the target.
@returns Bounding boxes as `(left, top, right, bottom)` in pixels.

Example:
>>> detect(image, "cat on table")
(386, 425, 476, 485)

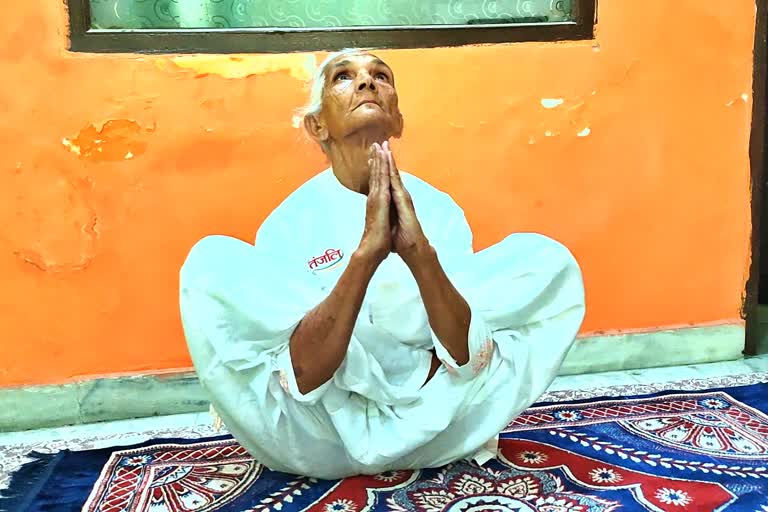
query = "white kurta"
(179, 169, 585, 479)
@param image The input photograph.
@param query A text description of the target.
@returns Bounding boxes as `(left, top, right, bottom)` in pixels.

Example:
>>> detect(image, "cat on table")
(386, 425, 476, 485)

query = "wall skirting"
(0, 324, 745, 432)
(560, 323, 744, 375)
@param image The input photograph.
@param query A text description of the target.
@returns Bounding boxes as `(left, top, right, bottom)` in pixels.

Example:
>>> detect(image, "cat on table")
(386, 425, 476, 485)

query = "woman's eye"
(334, 72, 351, 82)
(376, 73, 389, 82)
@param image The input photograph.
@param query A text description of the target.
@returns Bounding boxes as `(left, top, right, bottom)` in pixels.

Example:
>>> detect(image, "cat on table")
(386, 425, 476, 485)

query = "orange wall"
(0, 1, 756, 387)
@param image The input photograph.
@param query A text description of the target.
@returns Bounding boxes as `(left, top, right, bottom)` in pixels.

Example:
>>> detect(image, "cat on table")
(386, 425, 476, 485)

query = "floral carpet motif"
(5, 376, 768, 511)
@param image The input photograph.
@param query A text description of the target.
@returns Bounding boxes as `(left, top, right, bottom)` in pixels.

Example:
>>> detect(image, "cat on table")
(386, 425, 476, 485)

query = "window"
(68, 0, 595, 53)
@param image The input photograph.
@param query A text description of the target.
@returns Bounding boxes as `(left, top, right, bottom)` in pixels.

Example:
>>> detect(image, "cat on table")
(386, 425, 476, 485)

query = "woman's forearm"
(405, 244, 471, 365)
(289, 249, 379, 394)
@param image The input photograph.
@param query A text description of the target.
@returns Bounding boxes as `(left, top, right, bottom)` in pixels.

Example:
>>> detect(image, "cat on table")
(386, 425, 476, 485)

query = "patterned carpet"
(4, 373, 768, 511)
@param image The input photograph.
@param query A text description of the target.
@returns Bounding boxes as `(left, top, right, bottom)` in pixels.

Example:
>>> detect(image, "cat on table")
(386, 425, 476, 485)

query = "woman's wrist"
(352, 243, 386, 273)
(401, 239, 435, 272)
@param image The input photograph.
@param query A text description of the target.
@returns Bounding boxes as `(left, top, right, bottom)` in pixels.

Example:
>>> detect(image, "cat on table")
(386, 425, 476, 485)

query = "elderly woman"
(179, 50, 585, 479)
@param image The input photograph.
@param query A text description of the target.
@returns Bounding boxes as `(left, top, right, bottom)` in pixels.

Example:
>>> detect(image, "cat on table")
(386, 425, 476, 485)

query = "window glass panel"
(89, 0, 573, 30)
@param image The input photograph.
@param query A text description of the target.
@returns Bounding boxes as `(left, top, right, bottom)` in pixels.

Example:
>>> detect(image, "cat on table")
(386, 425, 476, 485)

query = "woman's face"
(317, 53, 403, 143)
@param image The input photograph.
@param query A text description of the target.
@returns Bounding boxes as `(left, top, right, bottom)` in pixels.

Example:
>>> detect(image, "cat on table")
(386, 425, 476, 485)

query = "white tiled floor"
(2, 354, 768, 491)
(0, 411, 212, 451)
(548, 353, 768, 391)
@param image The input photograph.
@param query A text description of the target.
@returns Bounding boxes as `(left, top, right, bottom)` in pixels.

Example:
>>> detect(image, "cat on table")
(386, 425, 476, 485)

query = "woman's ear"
(304, 113, 329, 145)
(392, 111, 404, 139)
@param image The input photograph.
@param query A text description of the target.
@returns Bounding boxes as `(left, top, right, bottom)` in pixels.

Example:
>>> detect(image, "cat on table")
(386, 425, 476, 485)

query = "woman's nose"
(357, 73, 376, 91)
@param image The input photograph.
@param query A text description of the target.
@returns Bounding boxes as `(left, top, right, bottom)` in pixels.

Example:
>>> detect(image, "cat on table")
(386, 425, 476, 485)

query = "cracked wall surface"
(0, 1, 756, 386)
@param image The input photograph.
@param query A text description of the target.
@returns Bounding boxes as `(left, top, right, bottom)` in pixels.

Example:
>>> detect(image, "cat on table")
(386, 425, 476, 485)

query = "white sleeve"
(180, 202, 329, 406)
(180, 233, 324, 367)
(439, 234, 585, 387)
(408, 185, 493, 380)
(415, 187, 582, 386)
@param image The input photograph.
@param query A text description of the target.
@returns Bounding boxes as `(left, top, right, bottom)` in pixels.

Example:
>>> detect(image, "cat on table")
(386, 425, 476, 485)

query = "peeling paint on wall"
(156, 54, 317, 81)
(541, 98, 565, 109)
(726, 93, 751, 107)
(8, 170, 98, 272)
(62, 120, 152, 163)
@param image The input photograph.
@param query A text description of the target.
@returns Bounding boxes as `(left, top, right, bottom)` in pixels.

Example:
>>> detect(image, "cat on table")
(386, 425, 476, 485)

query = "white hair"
(299, 48, 371, 119)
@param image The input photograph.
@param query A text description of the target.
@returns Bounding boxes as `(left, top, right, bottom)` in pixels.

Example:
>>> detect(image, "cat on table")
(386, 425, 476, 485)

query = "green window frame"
(66, 0, 596, 54)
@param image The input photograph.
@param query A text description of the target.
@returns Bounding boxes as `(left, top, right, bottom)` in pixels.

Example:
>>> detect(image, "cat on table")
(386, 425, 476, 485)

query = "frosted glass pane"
(90, 0, 573, 29)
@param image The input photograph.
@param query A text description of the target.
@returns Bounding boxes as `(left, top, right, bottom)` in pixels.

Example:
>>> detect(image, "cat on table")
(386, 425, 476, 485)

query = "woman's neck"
(327, 137, 386, 195)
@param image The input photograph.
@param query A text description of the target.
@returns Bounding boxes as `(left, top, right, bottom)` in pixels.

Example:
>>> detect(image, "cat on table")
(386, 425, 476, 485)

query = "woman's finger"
(376, 148, 387, 196)
(368, 158, 377, 195)
(384, 148, 412, 212)
(379, 148, 391, 193)
(381, 141, 392, 175)
(383, 142, 404, 191)
(385, 145, 400, 181)
(368, 144, 380, 195)
(378, 149, 389, 204)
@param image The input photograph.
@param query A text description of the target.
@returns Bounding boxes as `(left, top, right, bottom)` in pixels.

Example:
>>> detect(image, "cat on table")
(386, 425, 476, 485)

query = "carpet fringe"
(0, 451, 59, 512)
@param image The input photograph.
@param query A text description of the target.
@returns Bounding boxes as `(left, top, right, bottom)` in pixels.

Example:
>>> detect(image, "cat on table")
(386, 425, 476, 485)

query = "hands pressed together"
(360, 141, 430, 266)
(357, 141, 471, 367)
(290, 142, 470, 394)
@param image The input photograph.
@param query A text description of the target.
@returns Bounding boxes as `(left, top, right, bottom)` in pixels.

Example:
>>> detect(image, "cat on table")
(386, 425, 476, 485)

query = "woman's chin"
(344, 117, 396, 140)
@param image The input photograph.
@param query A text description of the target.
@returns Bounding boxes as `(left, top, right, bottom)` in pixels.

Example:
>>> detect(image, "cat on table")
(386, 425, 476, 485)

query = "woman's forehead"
(324, 53, 393, 75)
